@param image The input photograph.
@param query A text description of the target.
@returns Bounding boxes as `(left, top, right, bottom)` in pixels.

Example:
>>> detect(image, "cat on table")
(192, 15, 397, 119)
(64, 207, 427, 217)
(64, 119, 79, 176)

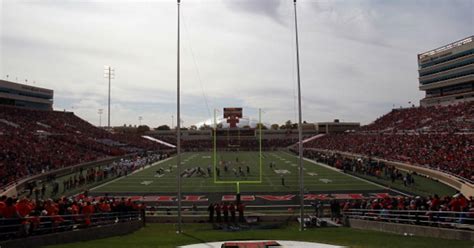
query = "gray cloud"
(1, 0, 472, 127)
(2, 34, 134, 61)
(223, 0, 286, 25)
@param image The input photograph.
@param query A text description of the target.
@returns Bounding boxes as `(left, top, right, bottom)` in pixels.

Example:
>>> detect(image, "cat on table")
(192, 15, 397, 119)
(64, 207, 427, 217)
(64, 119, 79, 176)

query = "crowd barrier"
(0, 211, 142, 241)
(343, 208, 474, 230)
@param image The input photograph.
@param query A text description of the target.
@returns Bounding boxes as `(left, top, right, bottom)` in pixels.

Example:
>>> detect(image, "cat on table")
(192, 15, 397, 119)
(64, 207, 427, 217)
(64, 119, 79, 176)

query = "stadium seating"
(341, 193, 474, 227)
(360, 101, 474, 133)
(180, 138, 300, 150)
(340, 193, 470, 212)
(0, 106, 168, 187)
(304, 102, 474, 180)
(0, 194, 142, 240)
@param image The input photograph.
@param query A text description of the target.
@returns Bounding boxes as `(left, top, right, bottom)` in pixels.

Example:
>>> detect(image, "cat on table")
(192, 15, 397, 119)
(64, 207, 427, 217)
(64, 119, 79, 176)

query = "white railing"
(0, 211, 142, 241)
(343, 208, 474, 229)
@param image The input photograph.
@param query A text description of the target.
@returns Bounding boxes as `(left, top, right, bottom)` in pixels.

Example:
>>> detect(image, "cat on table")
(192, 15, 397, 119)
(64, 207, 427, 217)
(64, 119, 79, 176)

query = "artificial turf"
(353, 172, 457, 197)
(45, 223, 474, 248)
(91, 151, 382, 194)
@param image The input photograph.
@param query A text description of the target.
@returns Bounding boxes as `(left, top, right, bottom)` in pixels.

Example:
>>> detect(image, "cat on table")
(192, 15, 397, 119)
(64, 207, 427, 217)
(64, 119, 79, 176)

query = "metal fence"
(145, 204, 318, 217)
(343, 208, 474, 230)
(0, 211, 142, 241)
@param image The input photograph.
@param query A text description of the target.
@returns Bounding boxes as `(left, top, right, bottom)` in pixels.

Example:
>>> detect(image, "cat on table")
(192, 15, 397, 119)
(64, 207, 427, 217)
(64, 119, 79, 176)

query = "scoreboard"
(223, 107, 242, 128)
(223, 108, 243, 118)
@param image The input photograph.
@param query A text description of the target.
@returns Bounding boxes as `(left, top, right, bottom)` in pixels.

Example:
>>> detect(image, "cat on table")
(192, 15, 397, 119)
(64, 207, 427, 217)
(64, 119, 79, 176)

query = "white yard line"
(283, 151, 410, 197)
(89, 156, 174, 192)
(263, 168, 278, 189)
(306, 158, 410, 196)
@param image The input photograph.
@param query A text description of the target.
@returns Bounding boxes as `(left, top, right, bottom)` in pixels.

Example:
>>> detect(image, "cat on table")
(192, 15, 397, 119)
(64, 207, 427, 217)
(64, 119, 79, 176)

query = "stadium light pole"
(293, 0, 305, 231)
(176, 0, 183, 234)
(104, 66, 115, 129)
(139, 116, 143, 126)
(98, 109, 103, 127)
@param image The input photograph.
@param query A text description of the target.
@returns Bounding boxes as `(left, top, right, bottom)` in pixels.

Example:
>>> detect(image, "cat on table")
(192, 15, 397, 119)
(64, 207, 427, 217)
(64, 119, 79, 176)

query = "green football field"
(46, 223, 474, 248)
(91, 151, 384, 194)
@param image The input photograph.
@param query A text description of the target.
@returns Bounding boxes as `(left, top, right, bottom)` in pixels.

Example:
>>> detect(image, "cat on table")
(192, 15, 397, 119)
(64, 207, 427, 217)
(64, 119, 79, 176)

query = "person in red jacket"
(45, 199, 64, 228)
(238, 203, 245, 223)
(82, 201, 95, 226)
(1, 197, 19, 219)
(222, 202, 229, 223)
(450, 197, 461, 212)
(98, 200, 111, 213)
(16, 198, 33, 218)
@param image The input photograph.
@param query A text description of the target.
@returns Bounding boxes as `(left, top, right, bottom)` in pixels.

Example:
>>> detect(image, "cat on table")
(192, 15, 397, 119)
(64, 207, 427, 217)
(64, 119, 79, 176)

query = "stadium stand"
(360, 101, 474, 132)
(0, 106, 169, 188)
(304, 102, 474, 180)
(342, 193, 474, 228)
(180, 138, 301, 150)
(0, 194, 142, 240)
(341, 193, 470, 212)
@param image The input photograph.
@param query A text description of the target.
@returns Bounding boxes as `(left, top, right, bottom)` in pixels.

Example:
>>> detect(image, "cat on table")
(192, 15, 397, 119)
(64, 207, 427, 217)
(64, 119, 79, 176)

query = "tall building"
(0, 80, 54, 110)
(418, 36, 474, 106)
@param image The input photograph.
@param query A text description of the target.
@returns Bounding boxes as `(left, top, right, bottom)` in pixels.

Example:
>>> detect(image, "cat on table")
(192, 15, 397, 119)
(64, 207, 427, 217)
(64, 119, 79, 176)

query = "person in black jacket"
(215, 203, 222, 223)
(207, 203, 215, 223)
(222, 202, 229, 223)
(229, 203, 236, 223)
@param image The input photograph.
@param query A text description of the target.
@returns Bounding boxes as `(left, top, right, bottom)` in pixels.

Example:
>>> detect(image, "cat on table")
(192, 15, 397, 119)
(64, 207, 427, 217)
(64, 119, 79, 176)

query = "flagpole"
(293, 0, 305, 231)
(176, 0, 182, 234)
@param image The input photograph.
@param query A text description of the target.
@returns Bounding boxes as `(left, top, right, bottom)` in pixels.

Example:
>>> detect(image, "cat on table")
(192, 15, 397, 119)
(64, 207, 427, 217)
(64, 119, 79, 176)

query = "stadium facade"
(316, 120, 360, 134)
(418, 35, 474, 107)
(0, 80, 54, 110)
(195, 116, 269, 129)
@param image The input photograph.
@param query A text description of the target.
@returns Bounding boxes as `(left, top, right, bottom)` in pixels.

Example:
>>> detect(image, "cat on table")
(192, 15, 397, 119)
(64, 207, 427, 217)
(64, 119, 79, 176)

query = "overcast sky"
(1, 0, 473, 127)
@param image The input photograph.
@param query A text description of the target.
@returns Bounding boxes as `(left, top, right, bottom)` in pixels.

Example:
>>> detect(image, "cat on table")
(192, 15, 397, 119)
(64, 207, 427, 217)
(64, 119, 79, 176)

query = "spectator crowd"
(0, 106, 170, 188)
(339, 193, 474, 226)
(340, 193, 472, 212)
(0, 193, 143, 240)
(304, 150, 419, 187)
(23, 153, 166, 201)
(303, 102, 474, 180)
(360, 101, 473, 133)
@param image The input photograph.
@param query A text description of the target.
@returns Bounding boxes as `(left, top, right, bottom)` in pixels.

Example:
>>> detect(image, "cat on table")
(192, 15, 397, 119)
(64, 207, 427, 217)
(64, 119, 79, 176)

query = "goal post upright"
(212, 107, 264, 190)
(259, 108, 263, 183)
(213, 108, 217, 184)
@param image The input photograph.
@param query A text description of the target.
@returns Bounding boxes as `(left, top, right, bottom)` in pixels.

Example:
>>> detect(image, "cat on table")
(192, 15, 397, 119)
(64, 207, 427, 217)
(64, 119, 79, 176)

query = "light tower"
(104, 66, 115, 129)
(98, 109, 103, 127)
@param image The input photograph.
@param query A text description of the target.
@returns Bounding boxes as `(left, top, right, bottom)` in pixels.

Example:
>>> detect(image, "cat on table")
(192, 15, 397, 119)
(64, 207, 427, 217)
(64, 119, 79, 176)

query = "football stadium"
(0, 1, 473, 248)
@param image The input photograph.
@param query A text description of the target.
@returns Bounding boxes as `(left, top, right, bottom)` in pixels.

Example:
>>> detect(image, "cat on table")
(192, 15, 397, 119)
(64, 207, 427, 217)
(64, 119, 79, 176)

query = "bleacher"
(304, 102, 474, 180)
(0, 106, 168, 187)
(360, 101, 474, 133)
